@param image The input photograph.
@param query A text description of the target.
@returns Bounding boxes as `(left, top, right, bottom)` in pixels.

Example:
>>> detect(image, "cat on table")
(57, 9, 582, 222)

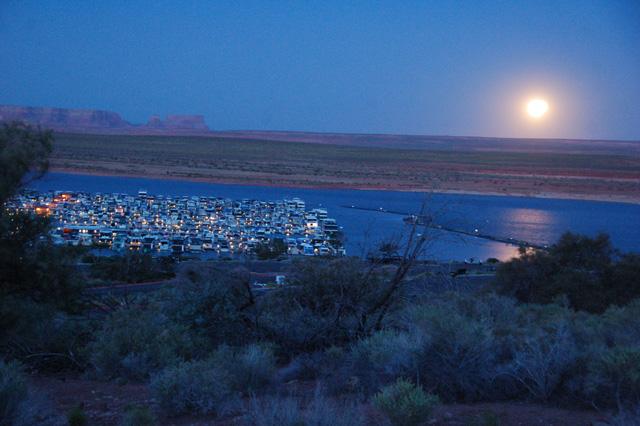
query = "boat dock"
(8, 190, 345, 257)
(340, 205, 545, 250)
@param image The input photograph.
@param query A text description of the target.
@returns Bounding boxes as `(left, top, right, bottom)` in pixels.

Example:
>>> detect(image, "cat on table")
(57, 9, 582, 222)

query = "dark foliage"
(1, 123, 87, 366)
(0, 121, 52, 207)
(253, 238, 287, 260)
(255, 257, 389, 355)
(490, 232, 639, 313)
(161, 262, 257, 350)
(89, 252, 175, 284)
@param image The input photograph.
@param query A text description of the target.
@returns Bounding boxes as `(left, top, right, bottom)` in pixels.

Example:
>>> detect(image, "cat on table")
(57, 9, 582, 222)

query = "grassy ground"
(50, 132, 640, 202)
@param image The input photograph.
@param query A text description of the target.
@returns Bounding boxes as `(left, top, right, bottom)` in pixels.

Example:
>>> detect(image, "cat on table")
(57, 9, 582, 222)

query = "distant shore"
(48, 132, 640, 205)
(50, 167, 640, 205)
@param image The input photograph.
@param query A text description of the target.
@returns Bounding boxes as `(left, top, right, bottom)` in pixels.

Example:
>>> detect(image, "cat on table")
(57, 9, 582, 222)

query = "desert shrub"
(603, 407, 640, 426)
(229, 344, 276, 396)
(371, 378, 440, 426)
(409, 304, 506, 402)
(575, 302, 640, 409)
(593, 301, 640, 348)
(256, 257, 391, 355)
(120, 404, 157, 426)
(89, 252, 174, 284)
(0, 294, 93, 371)
(151, 355, 238, 418)
(0, 360, 28, 426)
(161, 263, 256, 350)
(66, 405, 88, 426)
(349, 293, 518, 401)
(0, 360, 64, 426)
(247, 386, 365, 426)
(90, 306, 191, 381)
(11, 394, 63, 426)
(279, 345, 347, 383)
(503, 323, 579, 402)
(350, 330, 420, 396)
(584, 345, 640, 410)
(603, 253, 640, 307)
(490, 232, 640, 313)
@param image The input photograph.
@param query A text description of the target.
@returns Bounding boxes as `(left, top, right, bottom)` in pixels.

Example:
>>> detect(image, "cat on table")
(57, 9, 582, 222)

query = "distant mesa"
(146, 114, 164, 129)
(147, 114, 208, 130)
(1, 104, 637, 157)
(0, 105, 210, 135)
(0, 105, 133, 129)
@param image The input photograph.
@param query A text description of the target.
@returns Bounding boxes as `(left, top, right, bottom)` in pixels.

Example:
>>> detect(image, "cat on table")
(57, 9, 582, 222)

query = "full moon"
(527, 99, 549, 118)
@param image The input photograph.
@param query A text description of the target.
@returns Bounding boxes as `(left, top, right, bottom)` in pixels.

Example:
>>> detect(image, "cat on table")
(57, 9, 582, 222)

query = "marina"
(7, 189, 346, 257)
(25, 173, 640, 262)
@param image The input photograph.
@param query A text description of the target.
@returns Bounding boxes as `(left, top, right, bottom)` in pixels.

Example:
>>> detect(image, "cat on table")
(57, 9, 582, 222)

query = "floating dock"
(340, 205, 545, 250)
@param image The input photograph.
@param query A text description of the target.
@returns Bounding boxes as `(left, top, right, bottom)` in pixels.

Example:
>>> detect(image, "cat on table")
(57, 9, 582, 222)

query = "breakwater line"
(340, 205, 545, 250)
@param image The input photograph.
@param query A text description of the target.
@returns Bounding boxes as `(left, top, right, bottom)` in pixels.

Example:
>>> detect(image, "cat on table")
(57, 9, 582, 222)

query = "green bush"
(348, 294, 520, 401)
(349, 330, 417, 396)
(0, 360, 64, 426)
(90, 306, 191, 381)
(0, 361, 28, 426)
(585, 345, 640, 410)
(603, 407, 640, 426)
(504, 324, 579, 402)
(230, 344, 276, 396)
(150, 353, 238, 417)
(162, 263, 255, 350)
(280, 346, 347, 383)
(490, 232, 640, 313)
(372, 378, 440, 426)
(256, 257, 389, 355)
(66, 404, 88, 426)
(120, 404, 157, 426)
(89, 252, 175, 284)
(150, 342, 277, 417)
(408, 303, 506, 402)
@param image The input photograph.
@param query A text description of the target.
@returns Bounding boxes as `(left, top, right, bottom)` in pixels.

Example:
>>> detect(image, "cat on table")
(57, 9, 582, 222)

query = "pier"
(340, 205, 546, 250)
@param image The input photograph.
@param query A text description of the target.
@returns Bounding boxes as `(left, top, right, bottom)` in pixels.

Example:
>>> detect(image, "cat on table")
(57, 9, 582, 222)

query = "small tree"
(254, 238, 287, 260)
(360, 193, 462, 331)
(1, 122, 88, 367)
(0, 121, 52, 207)
(490, 232, 630, 312)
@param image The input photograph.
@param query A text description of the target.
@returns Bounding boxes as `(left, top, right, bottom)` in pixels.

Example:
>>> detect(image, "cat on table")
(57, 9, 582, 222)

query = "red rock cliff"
(0, 105, 133, 129)
(0, 105, 211, 134)
(146, 114, 209, 130)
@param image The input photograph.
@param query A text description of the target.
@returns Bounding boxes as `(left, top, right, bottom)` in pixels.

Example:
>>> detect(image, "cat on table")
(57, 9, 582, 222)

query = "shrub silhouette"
(372, 378, 439, 426)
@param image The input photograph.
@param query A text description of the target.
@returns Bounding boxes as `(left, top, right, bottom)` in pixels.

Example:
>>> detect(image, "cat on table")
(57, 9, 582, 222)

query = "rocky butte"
(0, 105, 210, 135)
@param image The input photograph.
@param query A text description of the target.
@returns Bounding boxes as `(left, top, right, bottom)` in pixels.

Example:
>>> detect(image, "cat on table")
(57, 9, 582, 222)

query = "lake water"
(29, 173, 640, 261)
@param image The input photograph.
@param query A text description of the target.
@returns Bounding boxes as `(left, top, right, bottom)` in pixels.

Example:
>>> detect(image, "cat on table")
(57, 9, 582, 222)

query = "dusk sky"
(1, 1, 638, 140)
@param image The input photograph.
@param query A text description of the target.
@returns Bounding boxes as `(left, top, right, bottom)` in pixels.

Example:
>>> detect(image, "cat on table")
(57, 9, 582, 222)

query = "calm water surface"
(29, 173, 640, 261)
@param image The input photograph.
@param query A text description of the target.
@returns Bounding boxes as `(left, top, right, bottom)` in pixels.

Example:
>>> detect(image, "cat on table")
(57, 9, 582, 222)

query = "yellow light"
(527, 99, 548, 118)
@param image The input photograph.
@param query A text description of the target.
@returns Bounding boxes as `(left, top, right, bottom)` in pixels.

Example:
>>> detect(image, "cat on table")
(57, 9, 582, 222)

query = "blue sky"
(1, 0, 638, 140)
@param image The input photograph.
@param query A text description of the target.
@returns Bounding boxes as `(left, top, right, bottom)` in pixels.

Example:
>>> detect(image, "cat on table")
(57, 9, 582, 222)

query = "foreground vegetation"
(3, 243, 640, 425)
(2, 122, 640, 425)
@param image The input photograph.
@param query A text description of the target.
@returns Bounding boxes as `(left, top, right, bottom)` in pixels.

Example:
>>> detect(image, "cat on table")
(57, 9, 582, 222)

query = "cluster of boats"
(8, 189, 345, 257)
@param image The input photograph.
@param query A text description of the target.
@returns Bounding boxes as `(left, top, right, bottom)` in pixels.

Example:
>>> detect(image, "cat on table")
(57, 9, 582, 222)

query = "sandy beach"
(50, 166, 640, 205)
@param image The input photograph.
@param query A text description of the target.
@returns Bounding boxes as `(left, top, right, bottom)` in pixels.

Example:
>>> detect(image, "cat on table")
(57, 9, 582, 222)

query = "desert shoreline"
(49, 167, 640, 205)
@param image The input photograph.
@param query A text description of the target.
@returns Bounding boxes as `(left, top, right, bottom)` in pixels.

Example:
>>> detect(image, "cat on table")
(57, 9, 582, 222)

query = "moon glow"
(527, 99, 549, 118)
